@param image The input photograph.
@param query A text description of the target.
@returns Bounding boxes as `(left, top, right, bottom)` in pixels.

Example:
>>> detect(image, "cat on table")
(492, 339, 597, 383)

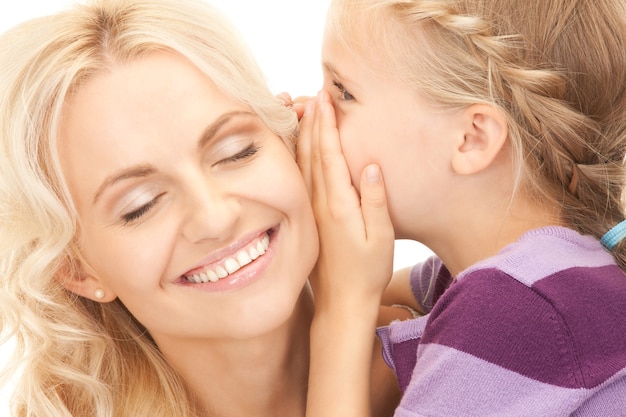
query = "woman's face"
(58, 51, 318, 345)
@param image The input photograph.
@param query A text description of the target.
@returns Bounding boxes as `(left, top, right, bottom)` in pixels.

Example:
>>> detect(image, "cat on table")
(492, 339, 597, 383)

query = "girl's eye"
(218, 144, 260, 164)
(121, 194, 164, 225)
(333, 80, 355, 101)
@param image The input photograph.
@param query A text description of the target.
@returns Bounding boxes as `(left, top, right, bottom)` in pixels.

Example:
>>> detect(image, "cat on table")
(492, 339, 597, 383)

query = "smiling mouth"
(182, 232, 271, 283)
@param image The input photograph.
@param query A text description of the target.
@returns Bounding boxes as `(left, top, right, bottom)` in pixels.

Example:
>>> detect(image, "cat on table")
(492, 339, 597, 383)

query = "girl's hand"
(298, 91, 394, 308)
(299, 91, 395, 417)
(277, 91, 313, 121)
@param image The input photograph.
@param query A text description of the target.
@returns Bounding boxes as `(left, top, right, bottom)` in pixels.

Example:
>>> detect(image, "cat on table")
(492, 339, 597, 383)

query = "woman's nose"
(181, 179, 241, 243)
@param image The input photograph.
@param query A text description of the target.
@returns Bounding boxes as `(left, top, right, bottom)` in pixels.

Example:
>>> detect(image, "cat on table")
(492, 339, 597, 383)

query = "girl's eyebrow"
(323, 62, 343, 79)
(92, 110, 256, 204)
(323, 62, 359, 87)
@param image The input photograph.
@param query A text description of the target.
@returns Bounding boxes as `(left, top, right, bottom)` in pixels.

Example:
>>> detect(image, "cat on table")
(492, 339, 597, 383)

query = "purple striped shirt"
(377, 227, 626, 416)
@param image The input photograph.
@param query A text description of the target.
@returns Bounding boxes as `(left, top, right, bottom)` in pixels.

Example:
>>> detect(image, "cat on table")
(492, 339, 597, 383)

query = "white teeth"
(207, 270, 219, 283)
(215, 266, 228, 278)
(224, 258, 240, 274)
(256, 241, 266, 256)
(185, 232, 271, 283)
(237, 250, 252, 267)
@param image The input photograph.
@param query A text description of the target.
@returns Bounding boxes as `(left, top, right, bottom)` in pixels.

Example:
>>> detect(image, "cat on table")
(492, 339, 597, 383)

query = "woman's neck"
(161, 287, 314, 417)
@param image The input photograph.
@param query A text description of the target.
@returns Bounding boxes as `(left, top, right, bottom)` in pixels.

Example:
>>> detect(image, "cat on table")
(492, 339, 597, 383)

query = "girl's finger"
(296, 99, 316, 198)
(316, 91, 357, 215)
(359, 164, 394, 246)
(310, 93, 328, 210)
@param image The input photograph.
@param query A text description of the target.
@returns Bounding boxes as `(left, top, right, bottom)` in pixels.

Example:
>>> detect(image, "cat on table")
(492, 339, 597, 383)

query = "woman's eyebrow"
(197, 110, 256, 151)
(92, 165, 156, 204)
(92, 110, 257, 205)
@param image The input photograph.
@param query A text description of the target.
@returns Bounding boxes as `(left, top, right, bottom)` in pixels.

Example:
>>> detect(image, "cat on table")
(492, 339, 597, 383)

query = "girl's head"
(0, 0, 317, 414)
(323, 0, 626, 262)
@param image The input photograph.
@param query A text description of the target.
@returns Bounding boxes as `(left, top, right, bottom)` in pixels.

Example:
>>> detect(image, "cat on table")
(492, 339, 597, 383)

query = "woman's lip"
(176, 226, 279, 292)
(180, 227, 276, 278)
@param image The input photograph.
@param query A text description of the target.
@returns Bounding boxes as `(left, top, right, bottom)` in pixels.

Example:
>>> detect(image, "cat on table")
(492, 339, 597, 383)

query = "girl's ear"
(451, 103, 508, 175)
(57, 258, 117, 303)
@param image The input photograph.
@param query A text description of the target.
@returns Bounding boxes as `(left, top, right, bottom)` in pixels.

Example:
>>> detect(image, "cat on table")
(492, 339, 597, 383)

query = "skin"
(58, 50, 319, 416)
(320, 29, 465, 243)
(319, 24, 558, 276)
(301, 11, 563, 417)
(299, 92, 397, 417)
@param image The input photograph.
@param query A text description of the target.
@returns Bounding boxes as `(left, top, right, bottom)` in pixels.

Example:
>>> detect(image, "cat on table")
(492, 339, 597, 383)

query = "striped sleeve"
(409, 256, 453, 313)
(395, 266, 626, 416)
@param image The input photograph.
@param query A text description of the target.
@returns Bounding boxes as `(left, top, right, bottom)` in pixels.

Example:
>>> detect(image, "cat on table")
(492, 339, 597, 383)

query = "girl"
(300, 0, 626, 416)
(0, 0, 405, 415)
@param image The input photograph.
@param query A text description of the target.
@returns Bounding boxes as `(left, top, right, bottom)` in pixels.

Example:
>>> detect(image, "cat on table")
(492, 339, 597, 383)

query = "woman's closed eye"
(121, 193, 165, 225)
(119, 143, 260, 225)
(116, 129, 263, 226)
(332, 80, 355, 101)
(217, 143, 260, 165)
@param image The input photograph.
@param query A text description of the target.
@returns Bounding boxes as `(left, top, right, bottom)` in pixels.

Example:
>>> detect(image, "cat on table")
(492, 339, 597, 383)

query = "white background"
(0, 0, 433, 411)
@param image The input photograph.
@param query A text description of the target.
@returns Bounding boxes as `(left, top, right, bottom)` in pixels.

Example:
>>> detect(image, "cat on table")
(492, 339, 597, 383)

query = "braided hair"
(329, 0, 626, 269)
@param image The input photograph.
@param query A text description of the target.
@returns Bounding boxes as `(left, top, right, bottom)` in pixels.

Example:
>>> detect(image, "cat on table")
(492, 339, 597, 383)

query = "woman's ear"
(57, 257, 117, 303)
(451, 103, 508, 175)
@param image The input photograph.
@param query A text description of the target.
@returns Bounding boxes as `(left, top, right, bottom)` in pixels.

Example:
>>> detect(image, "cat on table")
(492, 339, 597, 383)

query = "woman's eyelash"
(122, 194, 163, 224)
(120, 145, 259, 225)
(332, 80, 355, 101)
(222, 144, 260, 163)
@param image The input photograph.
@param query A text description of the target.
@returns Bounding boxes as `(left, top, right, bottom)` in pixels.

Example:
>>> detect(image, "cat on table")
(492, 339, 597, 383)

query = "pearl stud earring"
(94, 289, 105, 300)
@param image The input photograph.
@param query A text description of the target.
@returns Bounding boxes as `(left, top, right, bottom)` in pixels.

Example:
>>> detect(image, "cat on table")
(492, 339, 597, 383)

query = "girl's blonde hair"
(0, 0, 297, 415)
(329, 0, 626, 268)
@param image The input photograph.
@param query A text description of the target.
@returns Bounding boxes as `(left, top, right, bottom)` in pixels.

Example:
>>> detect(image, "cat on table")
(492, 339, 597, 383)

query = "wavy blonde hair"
(0, 0, 298, 416)
(328, 0, 626, 268)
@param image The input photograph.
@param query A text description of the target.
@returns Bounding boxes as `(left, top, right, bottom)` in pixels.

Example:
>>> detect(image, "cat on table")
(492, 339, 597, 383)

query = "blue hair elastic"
(600, 220, 626, 250)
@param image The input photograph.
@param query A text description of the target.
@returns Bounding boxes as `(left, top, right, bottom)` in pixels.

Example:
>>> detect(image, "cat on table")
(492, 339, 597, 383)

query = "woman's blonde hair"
(328, 0, 626, 268)
(0, 0, 298, 415)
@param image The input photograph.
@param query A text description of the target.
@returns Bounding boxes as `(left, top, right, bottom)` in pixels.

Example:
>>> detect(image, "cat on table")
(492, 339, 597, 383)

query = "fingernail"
(317, 90, 326, 104)
(366, 164, 380, 183)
